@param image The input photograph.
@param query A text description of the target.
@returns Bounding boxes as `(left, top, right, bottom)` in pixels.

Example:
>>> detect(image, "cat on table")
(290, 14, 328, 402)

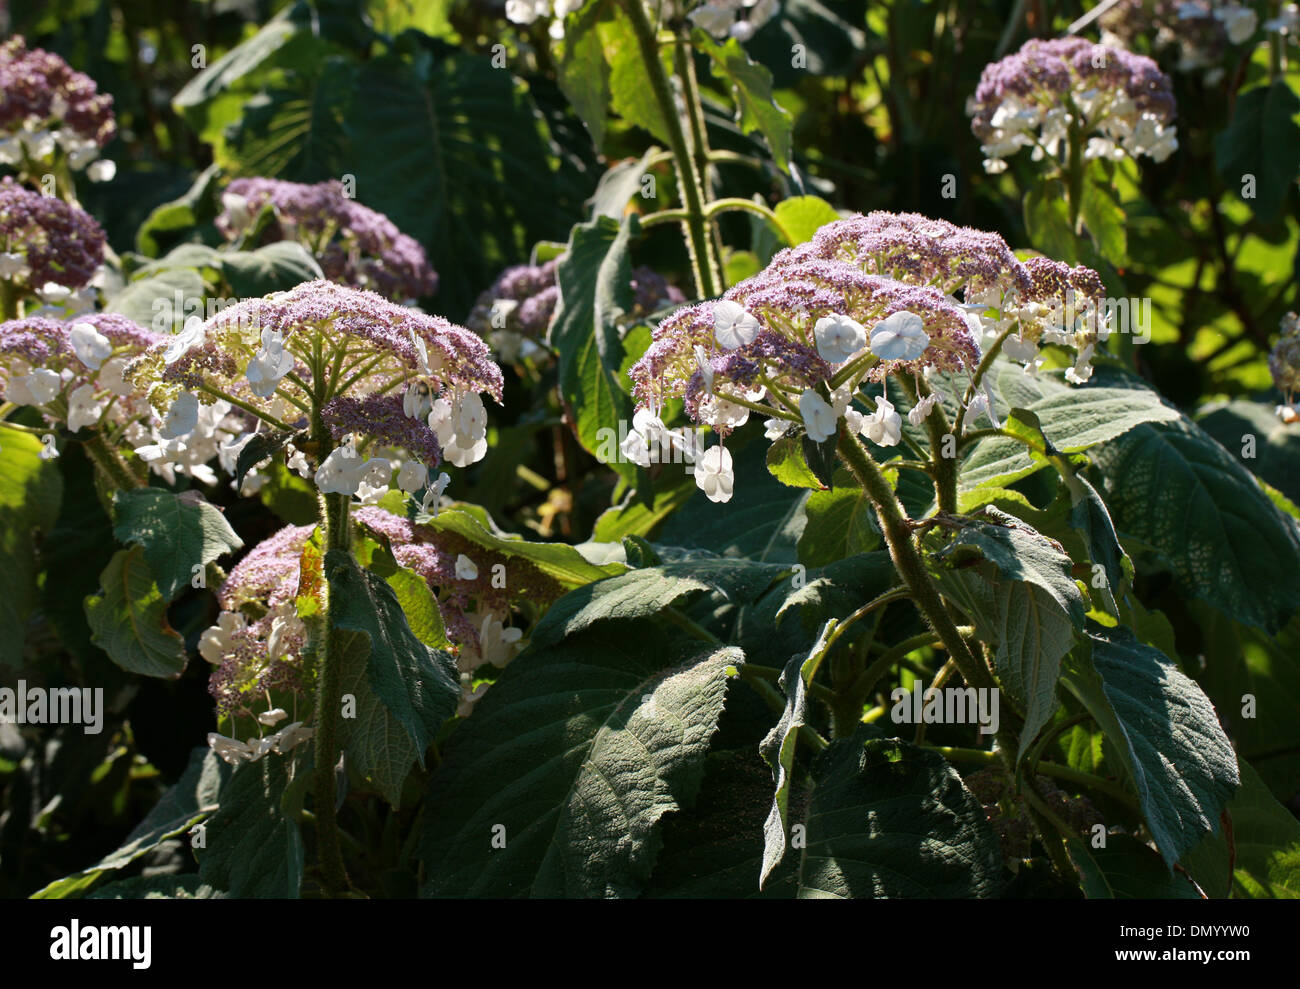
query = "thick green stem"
(82, 431, 144, 492)
(899, 376, 957, 514)
(836, 430, 989, 693)
(621, 0, 717, 298)
(0, 281, 19, 322)
(675, 28, 726, 290)
(310, 419, 351, 896)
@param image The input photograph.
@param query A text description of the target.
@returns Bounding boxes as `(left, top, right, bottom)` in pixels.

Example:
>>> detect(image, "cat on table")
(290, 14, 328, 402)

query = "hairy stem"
(621, 0, 718, 298)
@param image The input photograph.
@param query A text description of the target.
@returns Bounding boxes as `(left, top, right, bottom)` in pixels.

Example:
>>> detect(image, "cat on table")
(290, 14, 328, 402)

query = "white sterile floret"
(67, 383, 104, 432)
(908, 393, 938, 427)
(814, 313, 868, 364)
(861, 397, 903, 447)
(69, 322, 113, 370)
(403, 381, 433, 420)
(1215, 4, 1259, 43)
(799, 388, 840, 442)
(694, 445, 735, 504)
(8, 367, 61, 406)
(869, 310, 931, 361)
(712, 299, 761, 350)
(621, 407, 669, 468)
(245, 327, 295, 398)
(160, 392, 200, 439)
(164, 316, 206, 365)
(396, 460, 428, 493)
(455, 554, 478, 580)
(421, 471, 451, 516)
(199, 611, 247, 665)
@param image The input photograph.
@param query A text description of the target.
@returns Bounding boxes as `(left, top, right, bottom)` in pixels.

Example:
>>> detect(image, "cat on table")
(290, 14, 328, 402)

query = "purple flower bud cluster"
(0, 176, 106, 295)
(0, 37, 116, 148)
(216, 177, 439, 302)
(0, 312, 158, 367)
(131, 280, 503, 419)
(321, 393, 442, 465)
(1270, 312, 1300, 401)
(969, 37, 1176, 141)
(467, 257, 686, 359)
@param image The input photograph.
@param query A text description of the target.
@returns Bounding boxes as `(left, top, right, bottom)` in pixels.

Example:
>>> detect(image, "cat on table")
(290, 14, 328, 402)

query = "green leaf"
(0, 424, 62, 673)
(198, 753, 304, 898)
(695, 32, 793, 172)
(32, 747, 228, 898)
(530, 559, 784, 650)
(173, 7, 301, 113)
(421, 622, 743, 896)
(105, 268, 207, 333)
(758, 621, 831, 887)
(88, 875, 227, 899)
(134, 164, 221, 257)
(335, 629, 418, 808)
(1080, 165, 1127, 265)
(555, 0, 611, 149)
(772, 195, 839, 246)
(587, 147, 656, 220)
(1067, 470, 1132, 613)
(1215, 80, 1300, 221)
(1183, 759, 1300, 898)
(341, 47, 590, 314)
(788, 728, 1005, 897)
(421, 506, 626, 588)
(592, 472, 697, 541)
(385, 565, 451, 651)
(112, 489, 243, 602)
(1090, 415, 1300, 632)
(84, 547, 187, 679)
(929, 506, 1086, 627)
(548, 213, 637, 483)
(1196, 399, 1300, 506)
(765, 432, 823, 489)
(1060, 624, 1240, 868)
(959, 376, 1181, 491)
(325, 550, 459, 763)
(220, 241, 323, 296)
(797, 483, 879, 568)
(1066, 834, 1202, 899)
(601, 7, 672, 143)
(1023, 182, 1078, 264)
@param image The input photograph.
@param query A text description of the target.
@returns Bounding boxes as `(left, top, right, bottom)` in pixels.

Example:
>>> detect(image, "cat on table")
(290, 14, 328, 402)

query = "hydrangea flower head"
(127, 280, 503, 494)
(467, 257, 684, 365)
(1270, 312, 1300, 419)
(0, 177, 106, 302)
(216, 177, 438, 302)
(968, 36, 1177, 172)
(0, 37, 116, 180)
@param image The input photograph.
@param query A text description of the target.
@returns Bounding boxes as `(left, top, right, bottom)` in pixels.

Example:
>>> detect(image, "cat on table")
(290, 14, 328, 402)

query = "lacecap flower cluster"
(0, 177, 106, 306)
(467, 257, 684, 364)
(967, 36, 1178, 174)
(629, 211, 1109, 503)
(216, 177, 439, 303)
(0, 36, 116, 183)
(126, 280, 503, 504)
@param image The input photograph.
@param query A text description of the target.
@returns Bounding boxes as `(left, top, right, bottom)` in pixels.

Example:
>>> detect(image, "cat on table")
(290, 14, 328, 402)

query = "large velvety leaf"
(1196, 399, 1300, 507)
(959, 374, 1180, 491)
(84, 547, 187, 679)
(929, 506, 1085, 627)
(1090, 415, 1300, 632)
(342, 47, 589, 315)
(1215, 80, 1300, 221)
(695, 32, 792, 171)
(105, 268, 207, 333)
(759, 623, 832, 887)
(548, 213, 637, 484)
(1066, 834, 1201, 899)
(530, 559, 785, 650)
(421, 622, 742, 897)
(420, 506, 625, 588)
(797, 483, 879, 567)
(789, 728, 1005, 898)
(0, 424, 62, 673)
(32, 747, 228, 898)
(1183, 760, 1300, 899)
(220, 241, 323, 296)
(198, 753, 305, 898)
(1060, 624, 1240, 868)
(112, 489, 243, 602)
(325, 550, 459, 764)
(335, 629, 417, 809)
(555, 0, 611, 148)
